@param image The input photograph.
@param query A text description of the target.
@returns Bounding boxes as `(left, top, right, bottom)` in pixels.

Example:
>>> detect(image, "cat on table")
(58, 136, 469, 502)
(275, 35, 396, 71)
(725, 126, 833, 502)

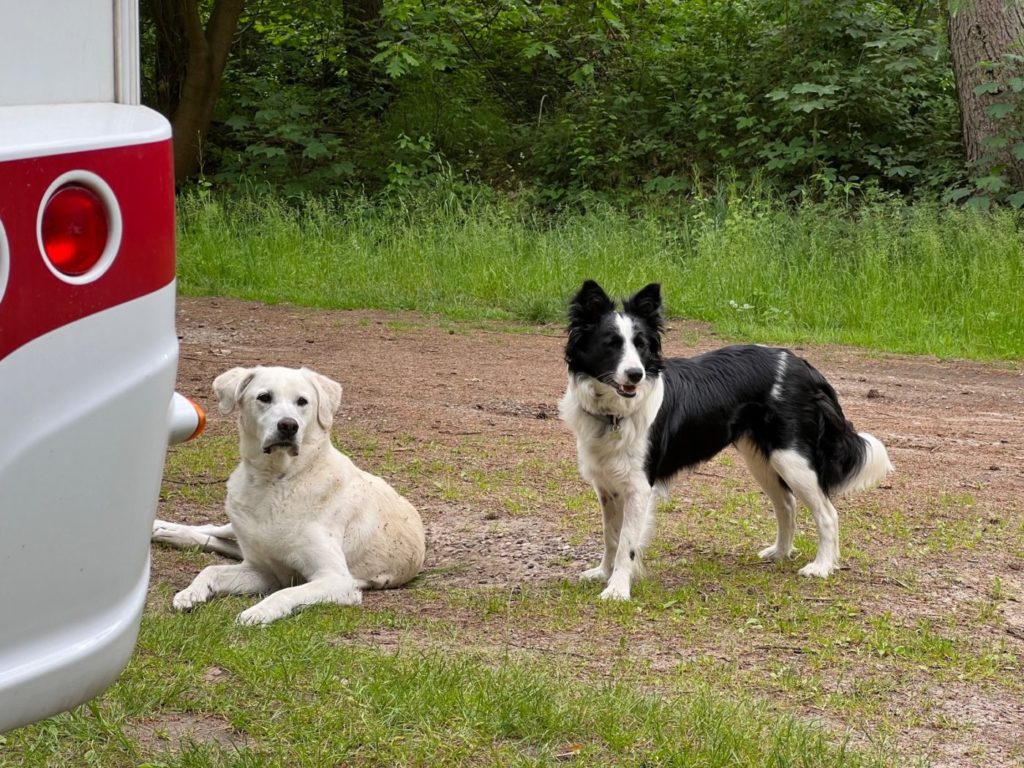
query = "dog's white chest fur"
(225, 450, 349, 582)
(559, 374, 664, 486)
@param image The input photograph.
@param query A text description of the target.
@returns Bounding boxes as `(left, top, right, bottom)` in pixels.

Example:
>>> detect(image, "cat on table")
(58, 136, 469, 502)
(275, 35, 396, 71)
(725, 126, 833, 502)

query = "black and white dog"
(559, 280, 893, 600)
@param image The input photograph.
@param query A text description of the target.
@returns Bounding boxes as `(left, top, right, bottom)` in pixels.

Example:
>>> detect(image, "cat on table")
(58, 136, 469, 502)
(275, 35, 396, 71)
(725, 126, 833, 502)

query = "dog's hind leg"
(769, 449, 840, 577)
(152, 520, 243, 559)
(581, 485, 624, 584)
(735, 439, 797, 563)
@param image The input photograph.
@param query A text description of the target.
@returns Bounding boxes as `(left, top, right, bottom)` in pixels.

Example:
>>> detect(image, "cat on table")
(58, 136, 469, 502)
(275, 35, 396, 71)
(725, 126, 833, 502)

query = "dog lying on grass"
(153, 366, 425, 625)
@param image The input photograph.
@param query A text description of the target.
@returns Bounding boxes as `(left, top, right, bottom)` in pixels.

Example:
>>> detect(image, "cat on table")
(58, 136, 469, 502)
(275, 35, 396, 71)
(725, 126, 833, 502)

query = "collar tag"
(582, 404, 624, 438)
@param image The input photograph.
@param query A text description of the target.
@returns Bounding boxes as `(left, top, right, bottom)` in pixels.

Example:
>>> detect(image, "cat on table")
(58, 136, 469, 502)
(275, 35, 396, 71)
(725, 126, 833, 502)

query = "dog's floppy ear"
(624, 283, 663, 330)
(303, 368, 343, 429)
(568, 279, 615, 329)
(212, 367, 255, 414)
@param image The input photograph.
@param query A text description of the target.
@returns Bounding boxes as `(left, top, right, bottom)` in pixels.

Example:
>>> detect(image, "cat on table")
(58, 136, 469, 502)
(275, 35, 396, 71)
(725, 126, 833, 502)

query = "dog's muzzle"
(610, 383, 636, 398)
(614, 368, 644, 398)
(263, 417, 299, 455)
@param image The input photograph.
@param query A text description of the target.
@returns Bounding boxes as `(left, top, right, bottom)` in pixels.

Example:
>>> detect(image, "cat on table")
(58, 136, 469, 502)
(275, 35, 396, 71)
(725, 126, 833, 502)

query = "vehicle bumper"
(0, 283, 178, 732)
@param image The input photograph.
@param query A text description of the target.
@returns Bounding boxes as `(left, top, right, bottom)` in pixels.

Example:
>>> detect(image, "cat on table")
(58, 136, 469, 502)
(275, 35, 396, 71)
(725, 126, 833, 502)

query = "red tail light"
(41, 184, 109, 276)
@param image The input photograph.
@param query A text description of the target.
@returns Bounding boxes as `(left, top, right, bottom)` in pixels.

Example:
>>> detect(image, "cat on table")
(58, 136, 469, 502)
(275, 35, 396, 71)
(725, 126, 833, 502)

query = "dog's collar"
(582, 407, 623, 433)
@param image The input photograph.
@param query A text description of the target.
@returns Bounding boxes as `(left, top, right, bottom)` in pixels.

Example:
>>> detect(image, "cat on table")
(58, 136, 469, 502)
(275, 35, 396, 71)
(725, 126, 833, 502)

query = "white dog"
(153, 366, 426, 625)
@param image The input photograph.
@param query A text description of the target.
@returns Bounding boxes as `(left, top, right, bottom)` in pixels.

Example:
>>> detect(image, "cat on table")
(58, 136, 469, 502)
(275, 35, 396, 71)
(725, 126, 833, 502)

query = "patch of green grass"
(342, 432, 570, 517)
(177, 192, 1024, 360)
(2, 601, 903, 768)
(161, 436, 237, 506)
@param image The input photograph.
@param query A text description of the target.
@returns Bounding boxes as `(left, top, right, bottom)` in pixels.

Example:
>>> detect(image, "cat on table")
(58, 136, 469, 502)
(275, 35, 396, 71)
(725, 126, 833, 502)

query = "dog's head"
(565, 280, 664, 398)
(212, 366, 343, 463)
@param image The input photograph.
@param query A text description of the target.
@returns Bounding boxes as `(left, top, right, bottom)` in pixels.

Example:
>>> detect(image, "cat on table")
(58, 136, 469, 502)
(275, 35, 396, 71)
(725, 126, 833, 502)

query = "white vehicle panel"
(0, 103, 170, 163)
(0, 0, 116, 106)
(0, 283, 179, 733)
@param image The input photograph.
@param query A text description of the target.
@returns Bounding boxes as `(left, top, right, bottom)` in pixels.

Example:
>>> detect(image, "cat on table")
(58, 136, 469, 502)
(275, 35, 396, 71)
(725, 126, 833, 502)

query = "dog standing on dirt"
(559, 280, 893, 601)
(153, 366, 425, 625)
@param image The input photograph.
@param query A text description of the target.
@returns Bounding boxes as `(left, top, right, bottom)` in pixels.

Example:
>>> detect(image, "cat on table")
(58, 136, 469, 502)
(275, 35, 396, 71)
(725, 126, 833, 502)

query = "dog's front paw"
(599, 584, 631, 601)
(599, 572, 631, 600)
(580, 565, 610, 583)
(172, 586, 209, 612)
(236, 602, 286, 626)
(335, 585, 363, 606)
(152, 520, 184, 543)
(798, 560, 835, 578)
(758, 545, 798, 563)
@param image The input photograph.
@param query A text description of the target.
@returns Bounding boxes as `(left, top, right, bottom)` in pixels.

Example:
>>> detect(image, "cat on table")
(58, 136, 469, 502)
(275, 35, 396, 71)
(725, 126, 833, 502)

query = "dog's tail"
(833, 431, 894, 496)
(810, 375, 894, 497)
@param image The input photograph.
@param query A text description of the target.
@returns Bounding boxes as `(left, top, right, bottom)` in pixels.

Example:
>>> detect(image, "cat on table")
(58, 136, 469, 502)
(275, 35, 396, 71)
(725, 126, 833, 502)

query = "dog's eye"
(634, 335, 646, 349)
(296, 397, 308, 407)
(605, 334, 623, 348)
(256, 392, 272, 404)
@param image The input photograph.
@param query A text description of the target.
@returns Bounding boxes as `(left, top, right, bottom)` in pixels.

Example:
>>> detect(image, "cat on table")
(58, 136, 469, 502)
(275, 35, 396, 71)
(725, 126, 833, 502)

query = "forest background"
(142, 0, 1024, 209)
(139, 1, 1024, 363)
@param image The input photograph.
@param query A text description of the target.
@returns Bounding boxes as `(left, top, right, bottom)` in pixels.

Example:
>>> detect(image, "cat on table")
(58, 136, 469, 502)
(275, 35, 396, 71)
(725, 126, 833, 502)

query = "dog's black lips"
(594, 374, 638, 399)
(613, 383, 637, 398)
(262, 440, 298, 455)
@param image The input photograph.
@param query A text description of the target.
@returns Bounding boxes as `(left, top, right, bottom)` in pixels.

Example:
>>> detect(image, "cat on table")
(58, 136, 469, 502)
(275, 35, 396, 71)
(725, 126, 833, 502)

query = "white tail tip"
(836, 432, 893, 496)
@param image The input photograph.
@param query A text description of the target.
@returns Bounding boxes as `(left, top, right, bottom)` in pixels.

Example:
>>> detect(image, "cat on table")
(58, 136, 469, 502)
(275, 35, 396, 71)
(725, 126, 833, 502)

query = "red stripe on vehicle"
(0, 139, 175, 360)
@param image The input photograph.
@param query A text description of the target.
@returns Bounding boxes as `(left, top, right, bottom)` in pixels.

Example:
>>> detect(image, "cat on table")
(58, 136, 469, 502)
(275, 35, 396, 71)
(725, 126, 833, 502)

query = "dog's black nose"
(625, 367, 644, 384)
(277, 418, 299, 437)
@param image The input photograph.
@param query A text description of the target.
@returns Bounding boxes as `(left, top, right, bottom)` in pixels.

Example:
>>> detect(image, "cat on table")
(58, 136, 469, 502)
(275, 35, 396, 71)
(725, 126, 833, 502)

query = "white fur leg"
(172, 563, 277, 611)
(798, 559, 835, 578)
(758, 544, 799, 562)
(770, 449, 840, 578)
(153, 520, 243, 559)
(736, 440, 799, 563)
(796, 495, 840, 577)
(582, 486, 623, 583)
(581, 566, 611, 583)
(235, 576, 362, 625)
(600, 478, 653, 600)
(600, 570, 632, 601)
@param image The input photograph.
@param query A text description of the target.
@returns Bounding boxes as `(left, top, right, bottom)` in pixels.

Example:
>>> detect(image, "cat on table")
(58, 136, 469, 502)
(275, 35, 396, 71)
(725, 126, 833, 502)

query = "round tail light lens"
(41, 184, 109, 276)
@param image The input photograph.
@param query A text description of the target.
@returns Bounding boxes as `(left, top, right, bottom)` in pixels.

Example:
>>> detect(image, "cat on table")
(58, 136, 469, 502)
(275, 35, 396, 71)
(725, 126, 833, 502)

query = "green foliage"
(522, 0, 960, 201)
(162, 0, 963, 201)
(202, 4, 357, 194)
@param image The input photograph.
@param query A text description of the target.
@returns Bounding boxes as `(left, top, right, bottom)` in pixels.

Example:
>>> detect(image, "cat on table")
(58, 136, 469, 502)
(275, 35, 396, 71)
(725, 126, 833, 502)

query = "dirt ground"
(157, 296, 1024, 767)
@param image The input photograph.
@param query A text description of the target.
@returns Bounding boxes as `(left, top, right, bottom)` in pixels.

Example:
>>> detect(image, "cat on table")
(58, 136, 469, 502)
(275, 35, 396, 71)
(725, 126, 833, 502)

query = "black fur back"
(646, 345, 866, 495)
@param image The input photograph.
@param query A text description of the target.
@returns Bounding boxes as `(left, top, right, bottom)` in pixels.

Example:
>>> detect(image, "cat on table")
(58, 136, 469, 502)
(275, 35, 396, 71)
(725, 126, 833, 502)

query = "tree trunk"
(148, 0, 246, 184)
(344, 0, 385, 105)
(948, 0, 1024, 184)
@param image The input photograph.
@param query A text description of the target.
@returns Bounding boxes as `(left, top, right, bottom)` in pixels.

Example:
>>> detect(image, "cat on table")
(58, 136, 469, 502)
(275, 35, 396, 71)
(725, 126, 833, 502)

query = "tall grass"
(177, 192, 1024, 359)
